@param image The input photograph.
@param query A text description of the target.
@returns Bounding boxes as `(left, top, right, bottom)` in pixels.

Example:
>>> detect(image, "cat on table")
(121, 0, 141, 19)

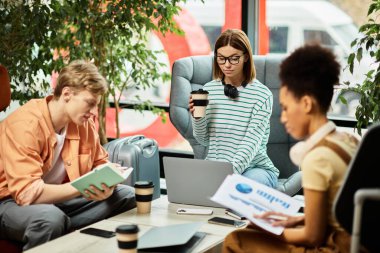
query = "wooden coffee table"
(26, 196, 246, 253)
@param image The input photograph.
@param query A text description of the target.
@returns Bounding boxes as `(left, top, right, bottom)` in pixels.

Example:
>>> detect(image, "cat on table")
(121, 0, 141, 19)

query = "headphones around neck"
(222, 78, 247, 99)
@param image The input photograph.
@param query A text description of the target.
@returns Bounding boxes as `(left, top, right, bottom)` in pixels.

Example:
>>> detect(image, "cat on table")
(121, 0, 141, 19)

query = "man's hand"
(83, 184, 115, 201)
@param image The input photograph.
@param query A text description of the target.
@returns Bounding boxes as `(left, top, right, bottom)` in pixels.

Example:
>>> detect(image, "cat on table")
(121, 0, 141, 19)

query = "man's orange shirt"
(0, 96, 108, 205)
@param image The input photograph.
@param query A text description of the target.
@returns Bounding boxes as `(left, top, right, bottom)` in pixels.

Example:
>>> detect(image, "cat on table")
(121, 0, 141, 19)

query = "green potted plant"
(0, 0, 188, 143)
(344, 0, 380, 135)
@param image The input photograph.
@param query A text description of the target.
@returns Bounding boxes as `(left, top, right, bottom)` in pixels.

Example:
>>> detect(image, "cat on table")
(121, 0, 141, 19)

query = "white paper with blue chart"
(211, 174, 302, 235)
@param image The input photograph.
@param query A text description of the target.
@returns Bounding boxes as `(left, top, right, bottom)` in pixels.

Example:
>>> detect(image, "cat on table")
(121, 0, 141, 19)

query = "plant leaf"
(356, 47, 363, 62)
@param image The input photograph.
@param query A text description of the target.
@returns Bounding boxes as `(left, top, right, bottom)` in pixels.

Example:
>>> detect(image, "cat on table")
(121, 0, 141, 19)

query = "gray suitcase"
(103, 135, 160, 200)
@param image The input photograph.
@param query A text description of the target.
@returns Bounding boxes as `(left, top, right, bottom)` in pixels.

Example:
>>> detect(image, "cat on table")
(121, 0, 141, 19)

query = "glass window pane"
(332, 24, 359, 49)
(269, 26, 288, 53)
(303, 29, 338, 47)
(265, 0, 373, 121)
(108, 0, 227, 152)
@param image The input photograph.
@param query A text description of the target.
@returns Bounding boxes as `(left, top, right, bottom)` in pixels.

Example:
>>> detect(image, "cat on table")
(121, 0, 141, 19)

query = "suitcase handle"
(137, 139, 158, 158)
(126, 135, 145, 144)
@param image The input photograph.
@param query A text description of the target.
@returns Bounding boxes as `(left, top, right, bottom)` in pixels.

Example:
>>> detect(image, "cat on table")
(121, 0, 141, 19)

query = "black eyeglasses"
(216, 55, 244, 65)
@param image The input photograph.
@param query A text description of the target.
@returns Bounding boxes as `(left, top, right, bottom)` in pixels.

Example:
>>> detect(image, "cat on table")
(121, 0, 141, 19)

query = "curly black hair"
(279, 44, 340, 114)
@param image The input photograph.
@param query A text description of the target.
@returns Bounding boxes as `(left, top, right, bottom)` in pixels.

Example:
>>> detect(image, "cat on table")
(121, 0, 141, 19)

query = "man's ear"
(61, 86, 72, 102)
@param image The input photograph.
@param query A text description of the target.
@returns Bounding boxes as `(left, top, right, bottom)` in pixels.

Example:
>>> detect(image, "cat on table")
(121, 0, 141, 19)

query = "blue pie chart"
(236, 183, 253, 194)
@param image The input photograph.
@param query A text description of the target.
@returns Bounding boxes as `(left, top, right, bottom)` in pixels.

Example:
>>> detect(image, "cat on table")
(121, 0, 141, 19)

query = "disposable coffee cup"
(134, 181, 154, 214)
(116, 224, 139, 253)
(191, 89, 209, 119)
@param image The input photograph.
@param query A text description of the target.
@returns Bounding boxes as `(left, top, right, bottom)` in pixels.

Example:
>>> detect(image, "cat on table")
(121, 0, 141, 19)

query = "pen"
(225, 210, 246, 220)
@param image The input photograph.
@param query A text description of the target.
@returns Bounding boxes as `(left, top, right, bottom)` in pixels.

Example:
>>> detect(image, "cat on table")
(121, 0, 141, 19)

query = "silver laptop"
(137, 222, 204, 251)
(163, 157, 233, 208)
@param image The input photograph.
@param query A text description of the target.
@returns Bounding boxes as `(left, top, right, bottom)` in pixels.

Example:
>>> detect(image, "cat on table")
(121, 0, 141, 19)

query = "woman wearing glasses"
(189, 29, 278, 188)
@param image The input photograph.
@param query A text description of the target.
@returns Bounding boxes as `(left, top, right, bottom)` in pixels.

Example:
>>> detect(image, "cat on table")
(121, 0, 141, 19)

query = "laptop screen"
(163, 157, 233, 208)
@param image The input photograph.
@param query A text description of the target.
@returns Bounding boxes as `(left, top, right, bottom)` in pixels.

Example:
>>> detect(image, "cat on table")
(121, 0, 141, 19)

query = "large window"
(265, 0, 372, 125)
(107, 0, 370, 152)
(108, 0, 227, 152)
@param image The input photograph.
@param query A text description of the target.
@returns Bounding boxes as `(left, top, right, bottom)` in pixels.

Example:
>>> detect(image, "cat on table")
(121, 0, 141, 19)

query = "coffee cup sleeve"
(193, 100, 209, 106)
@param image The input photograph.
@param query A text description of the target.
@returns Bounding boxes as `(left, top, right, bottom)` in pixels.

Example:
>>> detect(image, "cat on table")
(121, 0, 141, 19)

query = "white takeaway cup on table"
(116, 224, 139, 253)
(134, 181, 154, 214)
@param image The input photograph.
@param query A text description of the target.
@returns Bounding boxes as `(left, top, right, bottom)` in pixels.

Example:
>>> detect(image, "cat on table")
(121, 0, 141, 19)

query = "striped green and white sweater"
(192, 79, 279, 176)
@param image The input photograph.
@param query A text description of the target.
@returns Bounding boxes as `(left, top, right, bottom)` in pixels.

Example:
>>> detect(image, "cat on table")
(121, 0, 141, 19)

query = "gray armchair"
(169, 55, 301, 196)
(334, 123, 380, 253)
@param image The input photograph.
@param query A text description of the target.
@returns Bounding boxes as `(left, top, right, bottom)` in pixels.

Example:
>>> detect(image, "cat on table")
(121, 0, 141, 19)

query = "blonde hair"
(213, 29, 256, 84)
(54, 60, 108, 98)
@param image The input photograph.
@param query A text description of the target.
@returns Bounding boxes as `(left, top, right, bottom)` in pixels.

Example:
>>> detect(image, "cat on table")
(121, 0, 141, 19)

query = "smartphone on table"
(80, 227, 116, 238)
(208, 217, 246, 228)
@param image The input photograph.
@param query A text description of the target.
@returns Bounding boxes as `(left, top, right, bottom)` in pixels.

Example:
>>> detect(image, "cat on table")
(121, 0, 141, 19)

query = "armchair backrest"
(0, 65, 11, 112)
(333, 123, 380, 252)
(170, 55, 298, 178)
